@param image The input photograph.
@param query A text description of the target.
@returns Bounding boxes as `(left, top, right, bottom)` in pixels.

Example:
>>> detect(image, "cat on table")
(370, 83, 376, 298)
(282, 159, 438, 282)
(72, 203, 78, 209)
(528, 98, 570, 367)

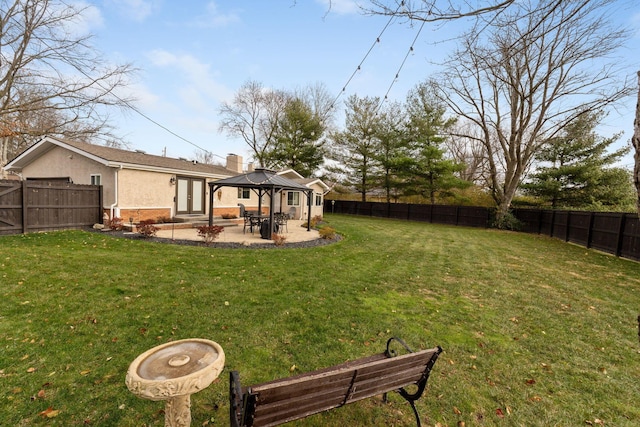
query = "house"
(3, 136, 329, 223)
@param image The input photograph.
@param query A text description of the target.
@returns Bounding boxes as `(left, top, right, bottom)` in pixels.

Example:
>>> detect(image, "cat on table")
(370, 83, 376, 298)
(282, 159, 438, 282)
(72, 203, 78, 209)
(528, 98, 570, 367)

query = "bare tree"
(431, 0, 633, 223)
(0, 0, 135, 173)
(294, 82, 336, 130)
(218, 80, 289, 168)
(364, 0, 516, 22)
(446, 121, 488, 184)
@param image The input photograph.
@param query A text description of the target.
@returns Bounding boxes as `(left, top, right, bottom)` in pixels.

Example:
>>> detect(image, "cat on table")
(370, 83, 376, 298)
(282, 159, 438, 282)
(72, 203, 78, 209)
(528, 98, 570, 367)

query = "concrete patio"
(154, 219, 320, 245)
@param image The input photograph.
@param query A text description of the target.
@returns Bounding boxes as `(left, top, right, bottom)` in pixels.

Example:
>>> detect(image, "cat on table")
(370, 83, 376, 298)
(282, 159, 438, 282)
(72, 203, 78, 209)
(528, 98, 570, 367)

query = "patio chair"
(243, 211, 257, 234)
(275, 213, 288, 233)
(287, 206, 297, 220)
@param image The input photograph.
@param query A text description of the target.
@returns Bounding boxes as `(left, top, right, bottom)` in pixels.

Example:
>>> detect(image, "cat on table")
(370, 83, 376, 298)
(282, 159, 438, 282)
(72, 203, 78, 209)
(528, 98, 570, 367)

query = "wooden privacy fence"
(325, 200, 494, 228)
(325, 200, 640, 262)
(0, 180, 103, 235)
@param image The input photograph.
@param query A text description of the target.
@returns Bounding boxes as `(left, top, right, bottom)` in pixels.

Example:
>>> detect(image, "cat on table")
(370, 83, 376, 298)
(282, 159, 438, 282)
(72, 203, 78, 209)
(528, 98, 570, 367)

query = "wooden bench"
(230, 338, 442, 427)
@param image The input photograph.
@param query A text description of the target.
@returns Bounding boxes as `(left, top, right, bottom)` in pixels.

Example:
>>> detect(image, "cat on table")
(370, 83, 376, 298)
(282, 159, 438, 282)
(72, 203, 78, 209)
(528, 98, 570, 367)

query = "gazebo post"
(269, 186, 275, 236)
(306, 189, 312, 231)
(208, 184, 216, 226)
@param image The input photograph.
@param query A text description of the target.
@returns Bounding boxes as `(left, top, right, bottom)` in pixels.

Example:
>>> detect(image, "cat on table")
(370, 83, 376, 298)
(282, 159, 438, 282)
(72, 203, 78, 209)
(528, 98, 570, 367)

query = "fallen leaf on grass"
(496, 408, 504, 418)
(453, 406, 462, 415)
(37, 389, 46, 399)
(80, 370, 91, 376)
(27, 367, 36, 373)
(39, 407, 60, 418)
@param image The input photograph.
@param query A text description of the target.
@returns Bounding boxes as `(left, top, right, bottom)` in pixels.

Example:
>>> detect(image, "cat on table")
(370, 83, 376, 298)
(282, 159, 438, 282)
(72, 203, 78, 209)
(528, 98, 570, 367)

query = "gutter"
(109, 166, 121, 219)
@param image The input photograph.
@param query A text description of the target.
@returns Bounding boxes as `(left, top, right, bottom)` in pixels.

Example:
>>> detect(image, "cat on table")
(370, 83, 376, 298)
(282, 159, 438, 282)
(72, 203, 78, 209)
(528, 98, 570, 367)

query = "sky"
(80, 0, 640, 169)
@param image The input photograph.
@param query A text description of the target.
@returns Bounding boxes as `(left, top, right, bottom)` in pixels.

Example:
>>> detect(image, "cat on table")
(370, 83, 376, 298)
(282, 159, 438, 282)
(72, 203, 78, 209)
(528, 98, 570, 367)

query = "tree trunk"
(633, 71, 640, 219)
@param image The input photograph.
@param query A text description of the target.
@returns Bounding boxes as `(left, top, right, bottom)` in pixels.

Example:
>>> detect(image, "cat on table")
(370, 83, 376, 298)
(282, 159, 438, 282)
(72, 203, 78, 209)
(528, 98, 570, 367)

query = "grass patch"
(1, 215, 639, 426)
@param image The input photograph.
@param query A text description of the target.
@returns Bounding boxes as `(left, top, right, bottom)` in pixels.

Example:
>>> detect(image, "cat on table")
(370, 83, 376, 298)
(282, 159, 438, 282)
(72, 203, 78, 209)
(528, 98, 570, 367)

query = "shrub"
(137, 220, 159, 238)
(311, 215, 323, 228)
(197, 225, 224, 245)
(107, 217, 124, 231)
(221, 213, 238, 219)
(318, 226, 336, 240)
(492, 211, 522, 231)
(156, 216, 175, 224)
(272, 233, 287, 246)
(301, 215, 324, 229)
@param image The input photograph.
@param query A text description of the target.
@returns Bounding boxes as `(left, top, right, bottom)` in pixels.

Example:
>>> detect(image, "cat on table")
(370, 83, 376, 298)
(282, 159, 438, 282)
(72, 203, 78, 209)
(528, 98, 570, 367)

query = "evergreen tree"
(374, 102, 411, 203)
(327, 95, 381, 202)
(523, 111, 634, 209)
(267, 97, 325, 176)
(402, 83, 468, 204)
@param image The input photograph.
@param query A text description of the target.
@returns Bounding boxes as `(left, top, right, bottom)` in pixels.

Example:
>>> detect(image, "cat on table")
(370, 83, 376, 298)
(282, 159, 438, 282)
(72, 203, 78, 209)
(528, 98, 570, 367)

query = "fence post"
(21, 180, 28, 234)
(586, 212, 595, 248)
(615, 214, 627, 257)
(565, 212, 571, 242)
(537, 209, 544, 235)
(98, 185, 104, 224)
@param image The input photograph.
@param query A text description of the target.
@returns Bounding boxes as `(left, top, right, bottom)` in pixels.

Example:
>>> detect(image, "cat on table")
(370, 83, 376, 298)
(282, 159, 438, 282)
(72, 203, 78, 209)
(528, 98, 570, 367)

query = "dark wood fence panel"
(566, 211, 591, 247)
(0, 180, 102, 235)
(589, 213, 622, 256)
(326, 200, 640, 262)
(619, 215, 640, 261)
(0, 181, 23, 234)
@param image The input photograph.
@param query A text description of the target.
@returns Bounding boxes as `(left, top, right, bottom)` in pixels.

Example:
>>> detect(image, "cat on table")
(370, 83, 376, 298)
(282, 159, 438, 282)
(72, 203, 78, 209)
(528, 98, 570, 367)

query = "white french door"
(176, 177, 205, 215)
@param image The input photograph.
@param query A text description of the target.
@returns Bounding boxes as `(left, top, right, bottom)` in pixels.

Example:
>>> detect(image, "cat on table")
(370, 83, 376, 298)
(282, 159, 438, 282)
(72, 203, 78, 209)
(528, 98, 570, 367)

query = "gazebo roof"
(208, 168, 311, 192)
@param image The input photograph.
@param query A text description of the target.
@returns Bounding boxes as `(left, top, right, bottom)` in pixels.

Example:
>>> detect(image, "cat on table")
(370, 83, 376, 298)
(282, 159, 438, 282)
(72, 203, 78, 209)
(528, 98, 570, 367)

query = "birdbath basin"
(125, 338, 225, 427)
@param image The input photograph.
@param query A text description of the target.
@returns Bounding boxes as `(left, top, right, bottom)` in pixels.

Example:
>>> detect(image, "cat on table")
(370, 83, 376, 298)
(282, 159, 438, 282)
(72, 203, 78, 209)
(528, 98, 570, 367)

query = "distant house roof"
(4, 136, 236, 178)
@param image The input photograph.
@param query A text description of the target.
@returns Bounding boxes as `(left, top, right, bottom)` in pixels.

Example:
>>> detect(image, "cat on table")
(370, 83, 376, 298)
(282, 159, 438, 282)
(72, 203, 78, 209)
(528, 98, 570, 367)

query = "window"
(90, 174, 101, 186)
(315, 193, 323, 206)
(287, 191, 300, 206)
(237, 188, 250, 199)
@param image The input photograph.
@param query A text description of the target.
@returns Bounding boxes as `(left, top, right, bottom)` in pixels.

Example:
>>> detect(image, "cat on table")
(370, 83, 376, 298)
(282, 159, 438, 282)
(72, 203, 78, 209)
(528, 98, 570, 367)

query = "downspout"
(109, 166, 121, 220)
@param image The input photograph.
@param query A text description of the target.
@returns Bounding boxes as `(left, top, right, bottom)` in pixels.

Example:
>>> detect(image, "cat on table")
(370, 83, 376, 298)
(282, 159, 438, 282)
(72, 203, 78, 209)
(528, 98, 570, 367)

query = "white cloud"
(196, 1, 240, 28)
(315, 0, 361, 15)
(146, 49, 234, 106)
(60, 1, 104, 36)
(106, 0, 155, 22)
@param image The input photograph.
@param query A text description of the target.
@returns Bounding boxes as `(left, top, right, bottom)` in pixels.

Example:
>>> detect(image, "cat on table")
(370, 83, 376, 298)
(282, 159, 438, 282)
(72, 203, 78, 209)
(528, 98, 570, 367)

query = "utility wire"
(329, 2, 403, 110)
(377, 19, 426, 112)
(6, 11, 227, 161)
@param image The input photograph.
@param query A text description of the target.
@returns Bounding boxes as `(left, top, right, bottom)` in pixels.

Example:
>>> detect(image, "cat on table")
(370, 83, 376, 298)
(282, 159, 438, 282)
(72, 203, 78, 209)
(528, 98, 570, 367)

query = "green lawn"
(1, 214, 639, 426)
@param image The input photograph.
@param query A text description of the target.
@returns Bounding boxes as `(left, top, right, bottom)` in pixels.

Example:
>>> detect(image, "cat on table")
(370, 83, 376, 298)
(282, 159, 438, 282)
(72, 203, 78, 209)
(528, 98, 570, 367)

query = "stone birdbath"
(125, 338, 225, 427)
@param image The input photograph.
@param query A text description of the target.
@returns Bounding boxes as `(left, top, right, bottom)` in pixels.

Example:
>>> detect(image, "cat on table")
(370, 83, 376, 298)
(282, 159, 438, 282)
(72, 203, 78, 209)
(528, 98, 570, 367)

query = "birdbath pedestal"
(125, 338, 225, 427)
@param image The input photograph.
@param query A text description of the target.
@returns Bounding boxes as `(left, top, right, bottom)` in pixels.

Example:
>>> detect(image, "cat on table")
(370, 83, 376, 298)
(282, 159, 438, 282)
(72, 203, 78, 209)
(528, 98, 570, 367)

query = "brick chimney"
(226, 154, 243, 173)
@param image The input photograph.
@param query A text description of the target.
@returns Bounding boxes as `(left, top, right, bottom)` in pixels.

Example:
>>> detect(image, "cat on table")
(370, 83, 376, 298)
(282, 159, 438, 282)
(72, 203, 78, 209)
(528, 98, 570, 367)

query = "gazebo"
(208, 168, 313, 235)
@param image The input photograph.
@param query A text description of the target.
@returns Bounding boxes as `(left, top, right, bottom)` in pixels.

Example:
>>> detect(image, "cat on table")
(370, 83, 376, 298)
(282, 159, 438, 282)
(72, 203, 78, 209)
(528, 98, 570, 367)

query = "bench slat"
(250, 348, 436, 401)
(231, 344, 442, 427)
(252, 362, 428, 416)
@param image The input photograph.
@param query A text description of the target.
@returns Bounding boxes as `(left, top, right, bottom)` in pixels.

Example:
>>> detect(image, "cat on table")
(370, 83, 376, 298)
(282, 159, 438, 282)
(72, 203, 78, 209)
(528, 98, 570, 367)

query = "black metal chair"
(275, 212, 288, 233)
(242, 212, 254, 234)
